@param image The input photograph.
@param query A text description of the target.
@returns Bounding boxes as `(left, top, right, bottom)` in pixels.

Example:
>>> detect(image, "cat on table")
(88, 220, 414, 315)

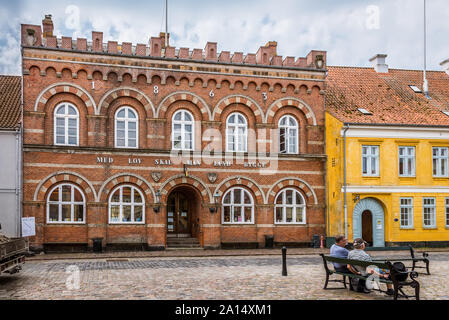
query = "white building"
(0, 76, 22, 237)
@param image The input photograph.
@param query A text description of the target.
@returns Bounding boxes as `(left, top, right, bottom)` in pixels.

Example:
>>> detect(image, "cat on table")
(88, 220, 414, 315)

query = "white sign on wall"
(22, 217, 36, 237)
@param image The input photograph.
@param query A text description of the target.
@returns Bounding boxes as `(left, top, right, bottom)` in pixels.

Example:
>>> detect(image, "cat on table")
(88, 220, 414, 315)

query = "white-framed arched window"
(226, 112, 247, 152)
(222, 187, 254, 224)
(115, 106, 138, 148)
(109, 185, 145, 224)
(47, 184, 85, 223)
(172, 109, 194, 150)
(279, 115, 298, 154)
(274, 188, 306, 224)
(54, 103, 79, 146)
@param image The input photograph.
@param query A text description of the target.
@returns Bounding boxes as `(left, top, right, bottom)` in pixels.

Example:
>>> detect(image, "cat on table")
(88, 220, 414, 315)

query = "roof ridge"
(328, 65, 444, 73)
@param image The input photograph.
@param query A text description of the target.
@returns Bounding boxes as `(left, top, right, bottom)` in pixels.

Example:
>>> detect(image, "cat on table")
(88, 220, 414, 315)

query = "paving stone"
(1, 253, 448, 300)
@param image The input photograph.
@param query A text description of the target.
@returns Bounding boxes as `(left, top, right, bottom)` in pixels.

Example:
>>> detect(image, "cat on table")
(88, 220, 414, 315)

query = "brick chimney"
(42, 14, 54, 38)
(441, 59, 449, 75)
(370, 54, 388, 73)
(256, 41, 277, 65)
(159, 32, 170, 49)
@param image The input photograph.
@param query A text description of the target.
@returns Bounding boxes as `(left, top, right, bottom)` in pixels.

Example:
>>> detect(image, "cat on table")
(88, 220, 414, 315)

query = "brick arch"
(212, 95, 264, 123)
(213, 176, 265, 205)
(34, 171, 96, 202)
(156, 91, 211, 120)
(265, 97, 317, 125)
(265, 177, 318, 205)
(98, 173, 155, 203)
(34, 83, 96, 114)
(97, 87, 155, 117)
(159, 174, 212, 203)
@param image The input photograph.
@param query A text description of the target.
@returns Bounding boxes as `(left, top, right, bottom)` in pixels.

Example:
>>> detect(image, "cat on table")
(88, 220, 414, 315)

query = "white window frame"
(46, 184, 85, 224)
(399, 146, 416, 177)
(422, 197, 436, 228)
(54, 103, 79, 146)
(226, 112, 248, 153)
(399, 197, 413, 229)
(274, 188, 306, 224)
(362, 145, 379, 176)
(221, 187, 254, 224)
(445, 198, 449, 228)
(171, 109, 194, 151)
(279, 115, 298, 154)
(114, 106, 139, 149)
(108, 185, 145, 224)
(432, 147, 448, 177)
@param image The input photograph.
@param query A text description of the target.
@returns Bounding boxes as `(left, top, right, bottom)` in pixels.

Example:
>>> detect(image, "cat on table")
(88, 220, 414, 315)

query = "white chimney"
(369, 54, 388, 73)
(441, 59, 449, 75)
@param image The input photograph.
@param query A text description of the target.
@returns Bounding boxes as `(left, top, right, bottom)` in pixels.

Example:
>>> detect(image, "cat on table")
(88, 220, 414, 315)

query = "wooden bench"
(320, 254, 420, 300)
(366, 245, 430, 275)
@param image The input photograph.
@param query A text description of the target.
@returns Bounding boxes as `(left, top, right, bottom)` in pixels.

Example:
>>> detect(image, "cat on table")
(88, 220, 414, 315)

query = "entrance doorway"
(352, 197, 385, 247)
(362, 210, 373, 246)
(167, 191, 191, 236)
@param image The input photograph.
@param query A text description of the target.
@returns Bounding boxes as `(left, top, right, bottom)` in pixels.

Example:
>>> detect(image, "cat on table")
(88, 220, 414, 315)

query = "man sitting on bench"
(330, 235, 356, 291)
(348, 238, 394, 296)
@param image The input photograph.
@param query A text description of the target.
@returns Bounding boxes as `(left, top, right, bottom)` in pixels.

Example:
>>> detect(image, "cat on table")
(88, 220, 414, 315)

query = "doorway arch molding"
(353, 197, 385, 247)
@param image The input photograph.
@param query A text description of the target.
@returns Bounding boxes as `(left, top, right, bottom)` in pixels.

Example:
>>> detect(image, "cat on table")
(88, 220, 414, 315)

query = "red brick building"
(21, 15, 327, 251)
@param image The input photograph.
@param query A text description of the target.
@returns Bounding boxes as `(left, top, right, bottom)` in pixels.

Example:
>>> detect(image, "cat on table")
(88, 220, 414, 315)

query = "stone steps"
(167, 237, 201, 249)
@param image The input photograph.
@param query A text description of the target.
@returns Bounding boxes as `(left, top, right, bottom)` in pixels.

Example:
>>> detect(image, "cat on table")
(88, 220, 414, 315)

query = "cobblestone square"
(1, 253, 448, 300)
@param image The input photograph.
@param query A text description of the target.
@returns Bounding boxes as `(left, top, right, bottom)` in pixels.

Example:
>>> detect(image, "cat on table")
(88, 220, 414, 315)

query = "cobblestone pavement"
(1, 253, 448, 300)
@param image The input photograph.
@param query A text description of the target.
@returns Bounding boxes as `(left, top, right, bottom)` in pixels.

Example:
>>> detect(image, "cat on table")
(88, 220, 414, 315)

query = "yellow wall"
(325, 112, 449, 243)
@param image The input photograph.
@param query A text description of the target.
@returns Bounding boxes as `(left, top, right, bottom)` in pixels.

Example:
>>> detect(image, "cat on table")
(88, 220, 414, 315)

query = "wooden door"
(362, 210, 373, 246)
(167, 192, 190, 235)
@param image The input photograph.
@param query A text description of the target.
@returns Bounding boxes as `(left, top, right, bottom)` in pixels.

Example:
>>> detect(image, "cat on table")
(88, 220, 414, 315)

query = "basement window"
(442, 111, 449, 117)
(409, 85, 422, 93)
(357, 108, 372, 115)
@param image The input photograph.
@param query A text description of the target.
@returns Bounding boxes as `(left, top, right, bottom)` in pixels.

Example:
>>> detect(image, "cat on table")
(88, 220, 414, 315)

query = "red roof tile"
(325, 66, 449, 126)
(0, 75, 21, 129)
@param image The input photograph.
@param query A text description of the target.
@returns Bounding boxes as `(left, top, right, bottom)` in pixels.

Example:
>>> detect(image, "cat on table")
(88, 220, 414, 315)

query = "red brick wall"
(22, 41, 326, 251)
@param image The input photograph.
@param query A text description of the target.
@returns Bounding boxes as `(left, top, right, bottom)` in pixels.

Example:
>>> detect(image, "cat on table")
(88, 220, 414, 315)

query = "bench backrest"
(321, 254, 390, 270)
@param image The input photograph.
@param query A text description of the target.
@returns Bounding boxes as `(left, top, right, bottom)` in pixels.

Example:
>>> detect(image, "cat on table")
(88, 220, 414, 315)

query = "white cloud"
(1, 0, 448, 75)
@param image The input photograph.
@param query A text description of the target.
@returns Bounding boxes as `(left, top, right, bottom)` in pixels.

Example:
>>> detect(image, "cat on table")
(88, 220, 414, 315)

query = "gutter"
(342, 124, 350, 239)
(323, 88, 329, 242)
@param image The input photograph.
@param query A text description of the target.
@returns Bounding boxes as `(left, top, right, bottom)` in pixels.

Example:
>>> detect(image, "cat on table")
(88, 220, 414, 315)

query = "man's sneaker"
(386, 289, 395, 296)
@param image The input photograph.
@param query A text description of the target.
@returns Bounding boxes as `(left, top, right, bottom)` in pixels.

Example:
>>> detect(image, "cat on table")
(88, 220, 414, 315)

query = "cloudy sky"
(1, 0, 447, 75)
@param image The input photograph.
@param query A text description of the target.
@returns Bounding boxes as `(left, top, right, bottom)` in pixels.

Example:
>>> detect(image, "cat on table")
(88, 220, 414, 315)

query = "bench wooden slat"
(322, 255, 389, 269)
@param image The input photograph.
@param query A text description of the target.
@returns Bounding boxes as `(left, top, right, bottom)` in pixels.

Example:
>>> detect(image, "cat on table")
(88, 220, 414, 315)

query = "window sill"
(109, 222, 145, 225)
(54, 143, 79, 147)
(399, 227, 415, 230)
(222, 222, 254, 225)
(46, 222, 85, 225)
(433, 177, 449, 180)
(275, 223, 307, 225)
(422, 227, 438, 230)
(362, 176, 380, 179)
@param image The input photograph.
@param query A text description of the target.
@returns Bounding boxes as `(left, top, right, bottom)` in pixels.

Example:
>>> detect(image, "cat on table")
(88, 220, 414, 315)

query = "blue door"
(352, 198, 385, 247)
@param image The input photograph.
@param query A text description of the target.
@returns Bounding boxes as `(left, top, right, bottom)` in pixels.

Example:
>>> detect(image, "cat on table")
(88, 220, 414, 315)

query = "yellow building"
(325, 56, 449, 247)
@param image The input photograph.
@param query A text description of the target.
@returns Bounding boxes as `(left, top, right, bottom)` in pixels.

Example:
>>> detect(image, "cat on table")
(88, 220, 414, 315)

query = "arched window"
(222, 187, 254, 224)
(226, 112, 247, 152)
(54, 103, 79, 146)
(47, 184, 85, 223)
(115, 106, 138, 148)
(279, 115, 298, 154)
(109, 185, 145, 224)
(172, 109, 194, 150)
(274, 188, 306, 224)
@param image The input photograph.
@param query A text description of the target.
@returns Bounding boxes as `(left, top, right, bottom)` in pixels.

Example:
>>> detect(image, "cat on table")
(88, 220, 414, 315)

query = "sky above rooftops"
(1, 0, 448, 75)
